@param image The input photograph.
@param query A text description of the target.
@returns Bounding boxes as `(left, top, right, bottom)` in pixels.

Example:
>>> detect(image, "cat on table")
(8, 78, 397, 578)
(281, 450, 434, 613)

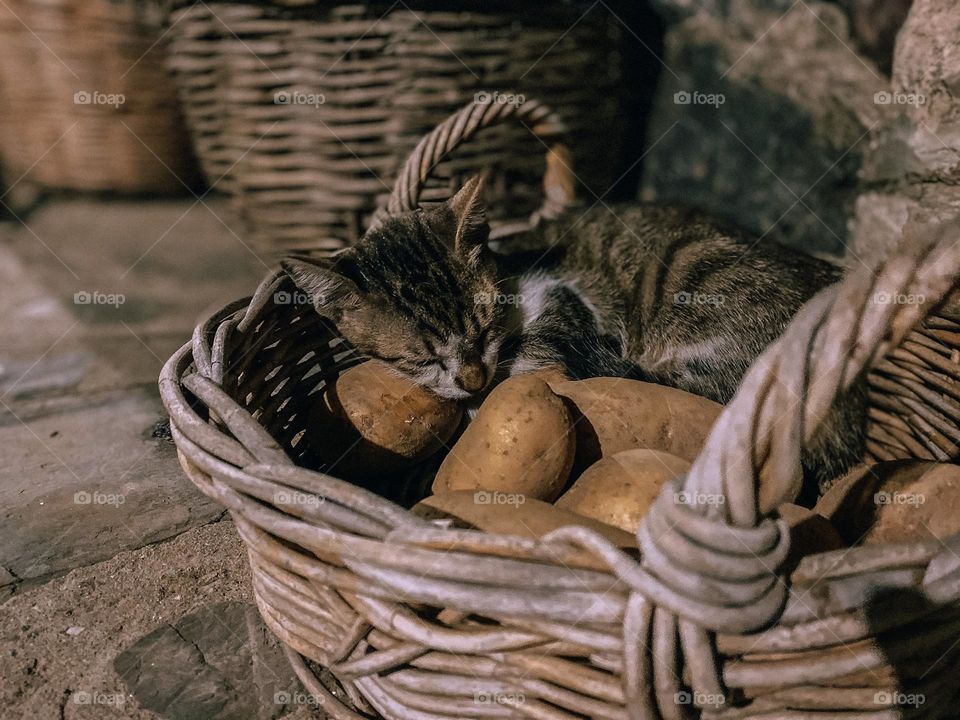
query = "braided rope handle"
(626, 220, 960, 630)
(361, 99, 960, 715)
(368, 98, 577, 236)
(690, 221, 960, 524)
(543, 220, 960, 716)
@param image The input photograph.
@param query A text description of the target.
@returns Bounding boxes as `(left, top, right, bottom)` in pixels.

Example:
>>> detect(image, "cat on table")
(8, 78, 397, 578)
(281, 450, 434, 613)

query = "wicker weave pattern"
(162, 101, 960, 719)
(0, 0, 198, 194)
(164, 1, 631, 256)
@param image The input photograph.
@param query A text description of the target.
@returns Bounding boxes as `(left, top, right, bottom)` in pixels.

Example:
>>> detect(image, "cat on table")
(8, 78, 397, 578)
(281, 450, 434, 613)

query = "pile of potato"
(307, 360, 960, 556)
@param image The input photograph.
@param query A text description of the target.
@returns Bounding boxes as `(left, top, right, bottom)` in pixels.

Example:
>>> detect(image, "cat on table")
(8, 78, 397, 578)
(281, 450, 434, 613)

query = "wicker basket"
(161, 102, 960, 719)
(0, 0, 200, 194)
(163, 0, 636, 257)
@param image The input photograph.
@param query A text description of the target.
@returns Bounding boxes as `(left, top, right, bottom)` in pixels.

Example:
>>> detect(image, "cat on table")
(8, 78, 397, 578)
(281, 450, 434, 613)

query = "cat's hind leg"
(508, 283, 634, 380)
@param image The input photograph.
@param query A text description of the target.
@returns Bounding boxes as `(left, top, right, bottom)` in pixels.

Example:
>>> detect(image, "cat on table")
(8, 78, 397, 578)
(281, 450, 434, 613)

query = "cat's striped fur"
(284, 176, 866, 492)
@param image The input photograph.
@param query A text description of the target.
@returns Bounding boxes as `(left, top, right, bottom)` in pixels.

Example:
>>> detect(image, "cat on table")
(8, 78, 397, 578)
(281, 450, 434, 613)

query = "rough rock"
(892, 0, 960, 160)
(114, 602, 302, 720)
(0, 388, 226, 587)
(837, 0, 913, 75)
(849, 184, 960, 266)
(0, 521, 326, 719)
(0, 198, 264, 593)
(850, 0, 960, 263)
(641, 0, 885, 257)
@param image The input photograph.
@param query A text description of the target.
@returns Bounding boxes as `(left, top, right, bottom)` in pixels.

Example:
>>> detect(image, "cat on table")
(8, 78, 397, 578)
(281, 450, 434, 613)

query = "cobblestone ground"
(0, 199, 328, 718)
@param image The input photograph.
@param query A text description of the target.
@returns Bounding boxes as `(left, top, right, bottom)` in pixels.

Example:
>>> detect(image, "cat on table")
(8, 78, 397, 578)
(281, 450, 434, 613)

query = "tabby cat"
(283, 176, 866, 492)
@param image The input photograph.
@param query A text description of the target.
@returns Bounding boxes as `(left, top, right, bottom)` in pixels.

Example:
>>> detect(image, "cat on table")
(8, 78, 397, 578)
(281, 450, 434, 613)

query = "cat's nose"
(454, 358, 487, 393)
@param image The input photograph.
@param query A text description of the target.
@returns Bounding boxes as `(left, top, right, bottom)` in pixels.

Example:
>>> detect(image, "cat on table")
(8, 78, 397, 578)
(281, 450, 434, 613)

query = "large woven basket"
(162, 0, 637, 257)
(161, 102, 960, 719)
(0, 0, 200, 194)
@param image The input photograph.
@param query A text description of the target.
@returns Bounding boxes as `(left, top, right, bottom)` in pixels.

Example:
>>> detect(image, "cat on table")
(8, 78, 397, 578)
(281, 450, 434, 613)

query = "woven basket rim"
(164, 267, 960, 566)
(160, 98, 960, 719)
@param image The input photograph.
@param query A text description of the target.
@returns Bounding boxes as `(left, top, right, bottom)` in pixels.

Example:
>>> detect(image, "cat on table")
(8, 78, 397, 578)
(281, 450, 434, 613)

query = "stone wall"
(640, 0, 959, 265)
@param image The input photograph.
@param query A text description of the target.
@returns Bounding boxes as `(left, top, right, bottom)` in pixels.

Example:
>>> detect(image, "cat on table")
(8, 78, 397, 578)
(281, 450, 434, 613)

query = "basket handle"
(545, 219, 960, 715)
(687, 220, 960, 526)
(630, 217, 960, 630)
(369, 98, 576, 237)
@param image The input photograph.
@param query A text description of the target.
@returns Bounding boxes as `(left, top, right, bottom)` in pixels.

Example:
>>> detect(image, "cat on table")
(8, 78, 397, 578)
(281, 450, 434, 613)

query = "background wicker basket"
(162, 102, 960, 718)
(0, 0, 200, 195)
(163, 0, 644, 258)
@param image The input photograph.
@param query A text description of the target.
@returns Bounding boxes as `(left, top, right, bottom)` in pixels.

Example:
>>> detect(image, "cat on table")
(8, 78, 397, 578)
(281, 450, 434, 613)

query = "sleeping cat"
(282, 176, 866, 493)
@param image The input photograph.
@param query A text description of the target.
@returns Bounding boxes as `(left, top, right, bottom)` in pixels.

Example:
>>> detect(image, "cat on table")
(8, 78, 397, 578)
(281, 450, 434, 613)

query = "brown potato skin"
(777, 503, 845, 571)
(414, 491, 636, 548)
(555, 449, 690, 533)
(815, 460, 960, 545)
(547, 378, 722, 478)
(308, 360, 462, 480)
(432, 375, 575, 502)
(529, 365, 571, 386)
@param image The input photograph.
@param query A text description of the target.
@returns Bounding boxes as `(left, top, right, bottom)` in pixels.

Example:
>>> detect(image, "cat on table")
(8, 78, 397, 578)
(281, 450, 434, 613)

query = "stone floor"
(0, 198, 327, 718)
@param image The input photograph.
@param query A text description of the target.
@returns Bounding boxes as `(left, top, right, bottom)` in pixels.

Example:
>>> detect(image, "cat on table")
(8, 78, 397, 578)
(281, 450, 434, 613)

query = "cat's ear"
(446, 174, 490, 262)
(280, 257, 360, 321)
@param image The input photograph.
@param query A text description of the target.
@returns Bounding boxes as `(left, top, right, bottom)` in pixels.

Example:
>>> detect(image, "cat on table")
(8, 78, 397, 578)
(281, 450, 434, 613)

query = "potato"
(307, 360, 462, 480)
(529, 365, 571, 386)
(554, 449, 690, 532)
(812, 463, 874, 527)
(777, 503, 845, 570)
(414, 491, 636, 548)
(814, 460, 960, 545)
(547, 378, 722, 478)
(432, 375, 575, 502)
